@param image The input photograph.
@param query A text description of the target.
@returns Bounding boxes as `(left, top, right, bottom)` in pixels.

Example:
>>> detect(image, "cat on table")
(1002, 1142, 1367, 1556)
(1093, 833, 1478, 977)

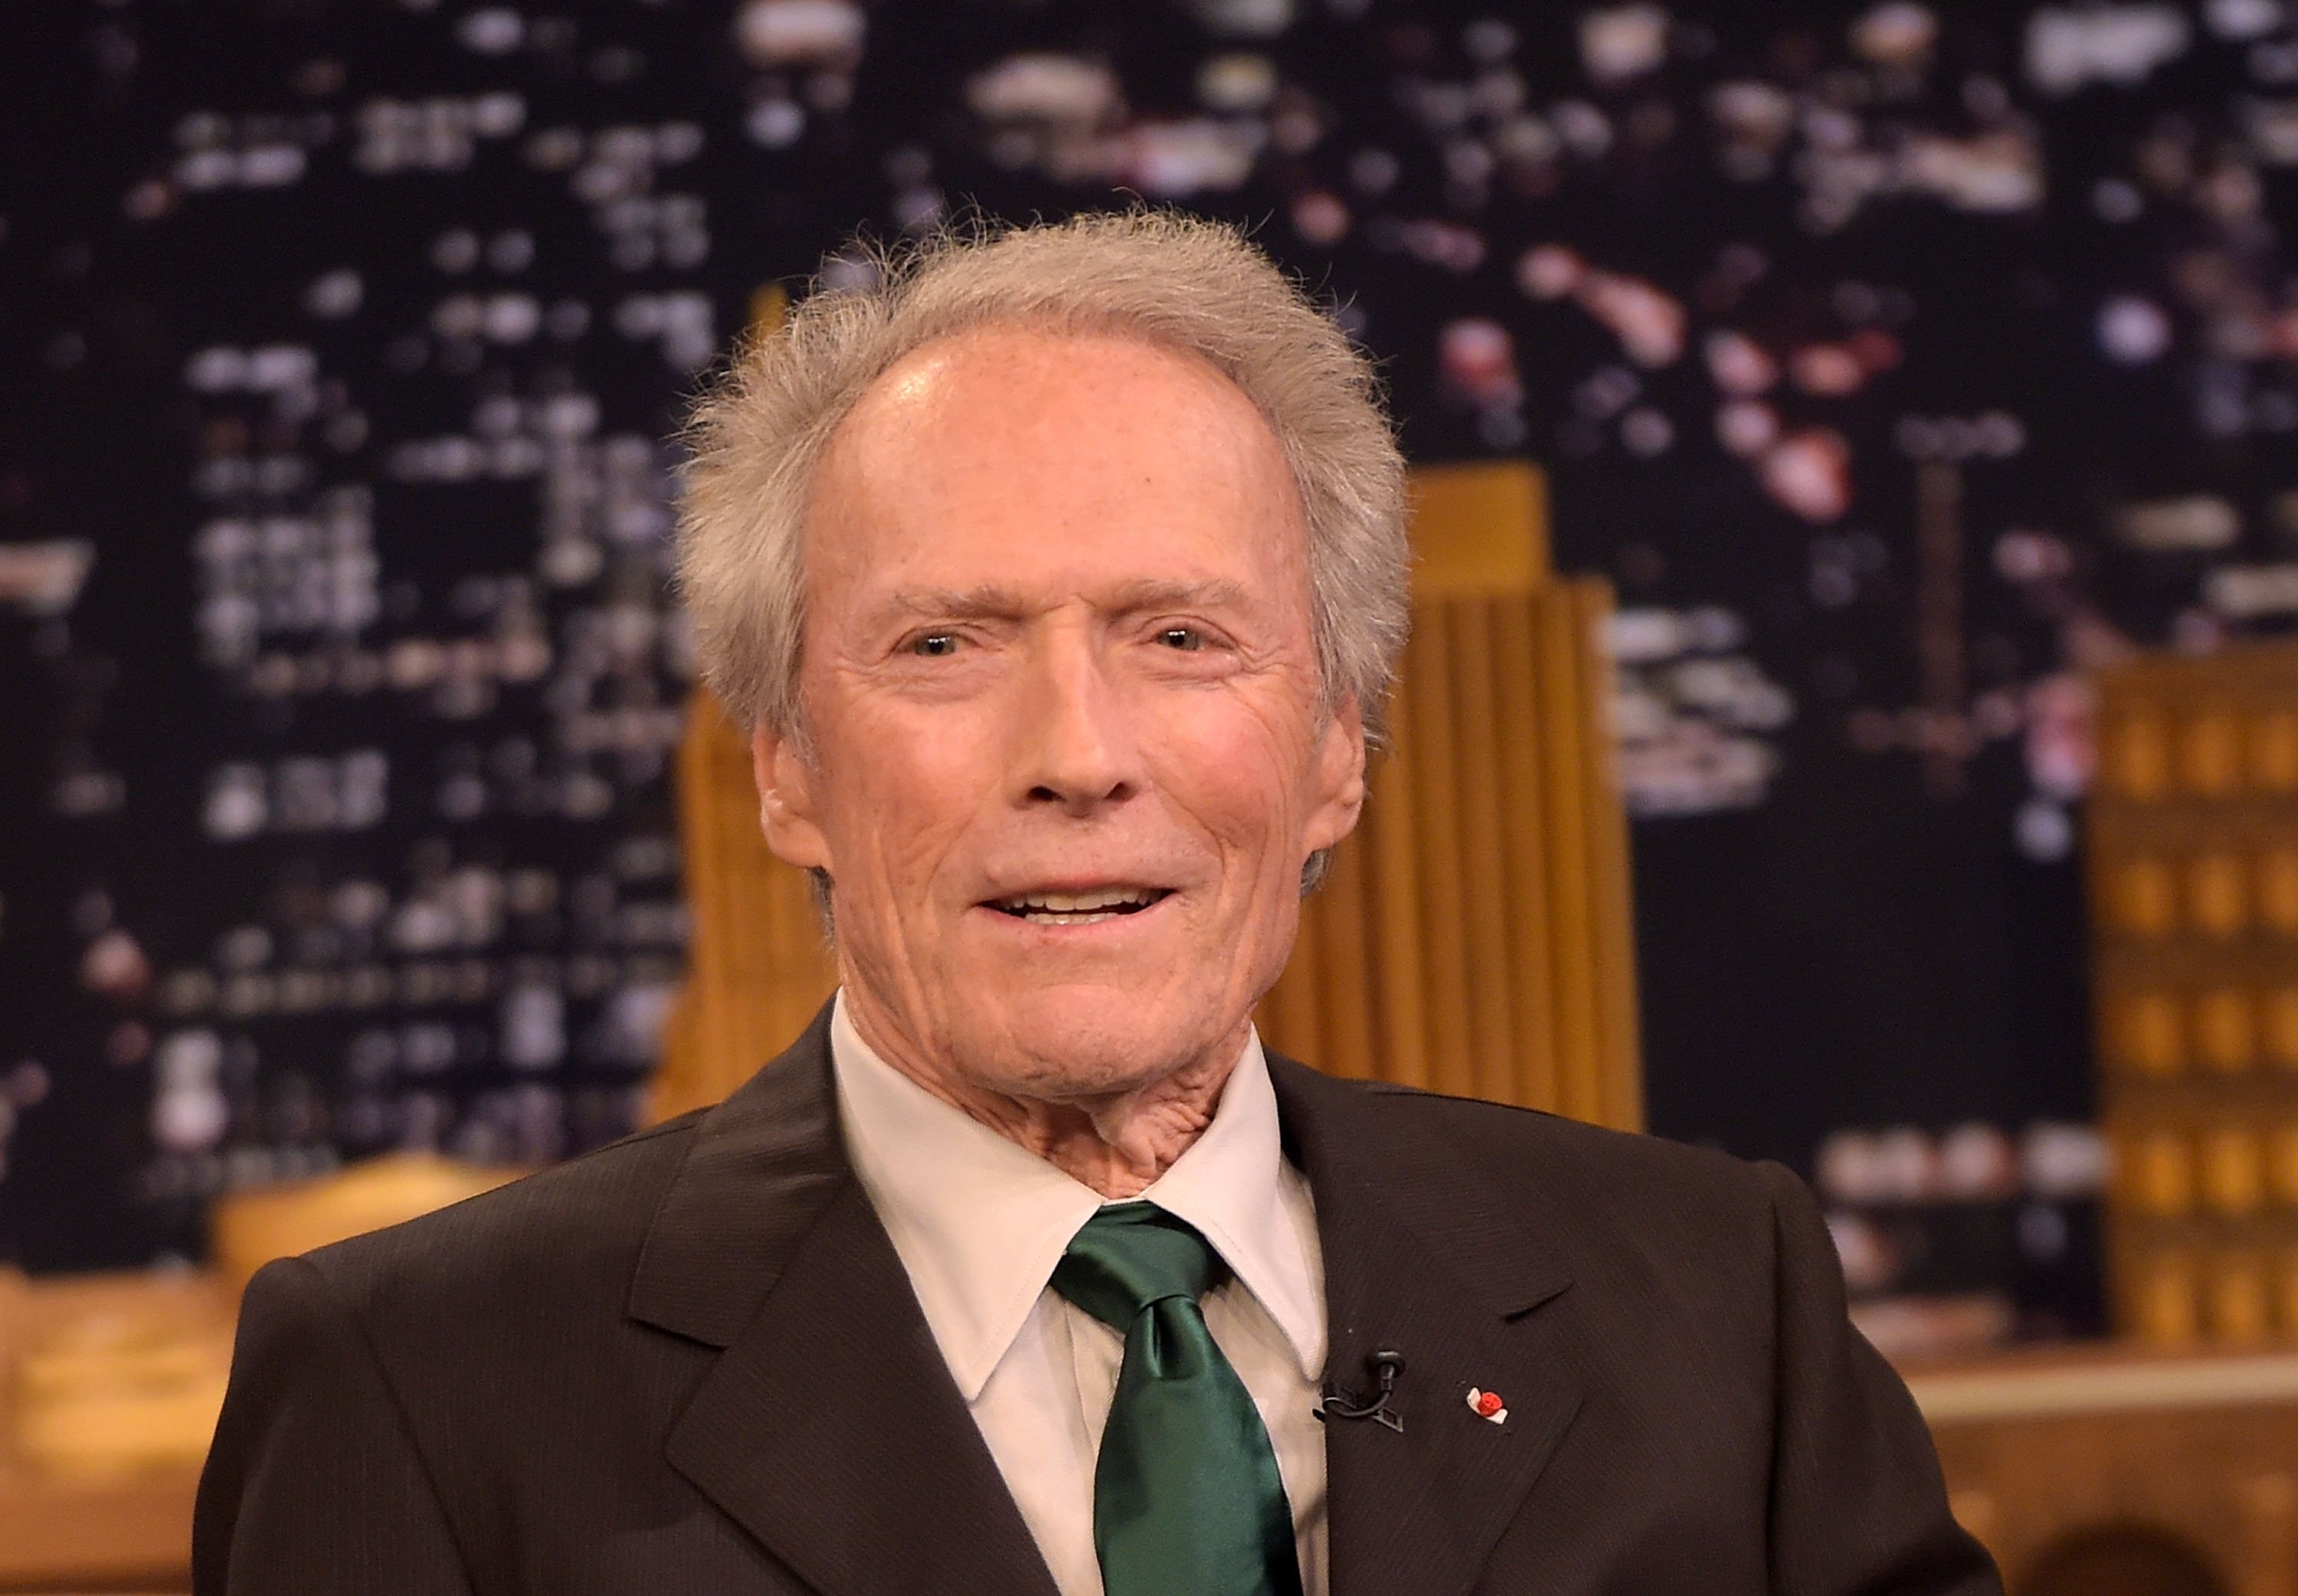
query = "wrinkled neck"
(843, 1005, 1243, 1199)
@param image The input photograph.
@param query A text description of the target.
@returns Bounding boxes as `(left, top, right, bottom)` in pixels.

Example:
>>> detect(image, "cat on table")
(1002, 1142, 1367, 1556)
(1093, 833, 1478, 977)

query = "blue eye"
(911, 632, 960, 657)
(1156, 626, 1203, 651)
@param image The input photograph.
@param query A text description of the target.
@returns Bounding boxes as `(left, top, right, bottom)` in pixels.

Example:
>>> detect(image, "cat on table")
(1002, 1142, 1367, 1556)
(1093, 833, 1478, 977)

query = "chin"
(975, 994, 1225, 1101)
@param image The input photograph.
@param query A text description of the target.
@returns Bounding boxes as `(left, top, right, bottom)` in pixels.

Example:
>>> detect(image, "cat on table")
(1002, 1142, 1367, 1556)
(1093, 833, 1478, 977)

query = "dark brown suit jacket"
(195, 1007, 2002, 1594)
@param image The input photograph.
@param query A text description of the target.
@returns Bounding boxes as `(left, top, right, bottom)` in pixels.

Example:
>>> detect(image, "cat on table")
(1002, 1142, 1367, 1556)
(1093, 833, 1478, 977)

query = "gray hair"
(675, 209, 1410, 752)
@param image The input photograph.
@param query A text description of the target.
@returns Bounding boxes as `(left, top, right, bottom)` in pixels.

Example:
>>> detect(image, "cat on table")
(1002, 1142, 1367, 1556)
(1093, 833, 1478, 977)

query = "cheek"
(1149, 690, 1321, 875)
(816, 702, 994, 895)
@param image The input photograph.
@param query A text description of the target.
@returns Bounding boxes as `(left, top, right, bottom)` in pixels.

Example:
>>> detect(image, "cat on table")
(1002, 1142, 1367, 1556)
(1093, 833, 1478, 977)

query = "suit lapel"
(629, 1009, 1059, 1596)
(1270, 1059, 1588, 1596)
(624, 1013, 1583, 1596)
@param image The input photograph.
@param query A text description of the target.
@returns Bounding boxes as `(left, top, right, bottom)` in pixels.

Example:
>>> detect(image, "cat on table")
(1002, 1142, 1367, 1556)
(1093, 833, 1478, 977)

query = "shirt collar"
(830, 992, 1325, 1399)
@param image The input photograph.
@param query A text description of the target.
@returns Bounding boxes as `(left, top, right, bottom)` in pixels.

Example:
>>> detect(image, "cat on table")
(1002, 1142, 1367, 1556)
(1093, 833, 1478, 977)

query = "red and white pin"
(1465, 1387, 1507, 1424)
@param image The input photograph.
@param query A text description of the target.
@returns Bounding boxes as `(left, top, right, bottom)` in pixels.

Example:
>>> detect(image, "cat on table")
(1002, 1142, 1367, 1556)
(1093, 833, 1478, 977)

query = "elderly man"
(195, 213, 2000, 1596)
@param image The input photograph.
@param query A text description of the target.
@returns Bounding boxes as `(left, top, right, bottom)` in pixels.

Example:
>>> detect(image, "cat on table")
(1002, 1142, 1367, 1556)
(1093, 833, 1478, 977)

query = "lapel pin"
(1466, 1387, 1507, 1424)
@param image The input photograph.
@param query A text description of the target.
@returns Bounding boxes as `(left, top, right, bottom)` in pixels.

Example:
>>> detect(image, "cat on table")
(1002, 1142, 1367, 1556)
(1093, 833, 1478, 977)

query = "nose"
(1011, 626, 1142, 817)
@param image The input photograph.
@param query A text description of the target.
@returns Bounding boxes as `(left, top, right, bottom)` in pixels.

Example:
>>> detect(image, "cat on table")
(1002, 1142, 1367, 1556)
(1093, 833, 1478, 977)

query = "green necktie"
(1051, 1202, 1304, 1596)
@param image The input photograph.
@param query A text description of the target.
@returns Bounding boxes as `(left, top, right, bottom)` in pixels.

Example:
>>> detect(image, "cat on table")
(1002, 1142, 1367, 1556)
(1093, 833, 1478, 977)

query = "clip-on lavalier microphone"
(1315, 1348, 1405, 1433)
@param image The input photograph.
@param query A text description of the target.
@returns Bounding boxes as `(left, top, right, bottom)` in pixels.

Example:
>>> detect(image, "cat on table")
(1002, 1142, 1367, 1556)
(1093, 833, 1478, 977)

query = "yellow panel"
(2134, 1247, 2200, 1347)
(1491, 597, 1559, 1115)
(2254, 708, 2298, 793)
(2111, 990, 2185, 1077)
(2202, 1126, 2266, 1216)
(2269, 1123, 2298, 1205)
(1361, 735, 1430, 1091)
(2103, 712, 2171, 800)
(2279, 1252, 2298, 1339)
(2096, 645, 2298, 1339)
(1266, 885, 1324, 1071)
(2260, 846, 2298, 936)
(2188, 853, 2249, 939)
(2208, 1254, 2273, 1345)
(2267, 988, 2298, 1072)
(1570, 579, 1645, 1130)
(1533, 585, 1605, 1124)
(1449, 600, 1517, 1104)
(1407, 604, 1475, 1098)
(2196, 988, 2257, 1075)
(652, 691, 836, 1120)
(2131, 1128, 2195, 1216)
(2111, 855, 2178, 937)
(2182, 710, 2244, 796)
(1311, 830, 1377, 1081)
(749, 283, 789, 339)
(1406, 460, 1549, 598)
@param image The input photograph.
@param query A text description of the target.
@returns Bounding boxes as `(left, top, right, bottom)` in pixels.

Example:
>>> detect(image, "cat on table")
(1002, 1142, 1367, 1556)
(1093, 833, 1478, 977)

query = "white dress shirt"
(830, 994, 1329, 1596)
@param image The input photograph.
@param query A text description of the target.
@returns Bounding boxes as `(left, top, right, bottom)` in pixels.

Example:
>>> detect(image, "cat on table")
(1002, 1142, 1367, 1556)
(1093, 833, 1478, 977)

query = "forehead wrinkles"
(804, 326, 1310, 603)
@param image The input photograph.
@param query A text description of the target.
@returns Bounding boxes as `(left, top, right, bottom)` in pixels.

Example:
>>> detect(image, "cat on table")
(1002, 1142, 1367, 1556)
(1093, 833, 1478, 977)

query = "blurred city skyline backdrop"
(8, 0, 2298, 1340)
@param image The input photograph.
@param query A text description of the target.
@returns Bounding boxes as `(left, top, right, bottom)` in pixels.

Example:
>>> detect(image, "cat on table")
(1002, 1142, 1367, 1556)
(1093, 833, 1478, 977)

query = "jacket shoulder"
(291, 1110, 708, 1318)
(1339, 1078, 1789, 1267)
(1364, 1078, 1769, 1192)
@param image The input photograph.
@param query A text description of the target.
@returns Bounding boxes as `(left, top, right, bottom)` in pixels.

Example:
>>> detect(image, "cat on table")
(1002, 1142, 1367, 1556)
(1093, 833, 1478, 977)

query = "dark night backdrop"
(8, 0, 2298, 1339)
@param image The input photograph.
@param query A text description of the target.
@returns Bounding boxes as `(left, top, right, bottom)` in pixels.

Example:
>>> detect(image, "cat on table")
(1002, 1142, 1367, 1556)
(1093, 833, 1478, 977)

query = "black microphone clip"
(1315, 1348, 1405, 1434)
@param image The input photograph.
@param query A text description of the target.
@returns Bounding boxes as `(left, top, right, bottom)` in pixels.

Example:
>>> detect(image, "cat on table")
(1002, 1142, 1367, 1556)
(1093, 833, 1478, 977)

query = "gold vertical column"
(1311, 820, 1379, 1081)
(1450, 600, 1518, 1104)
(1267, 877, 1324, 1074)
(2092, 643, 2298, 1344)
(1491, 595, 1560, 1115)
(652, 690, 836, 1120)
(1409, 603, 1475, 1099)
(1362, 715, 1431, 1091)
(1573, 579, 1645, 1130)
(1531, 581, 1603, 1123)
(1256, 460, 1642, 1130)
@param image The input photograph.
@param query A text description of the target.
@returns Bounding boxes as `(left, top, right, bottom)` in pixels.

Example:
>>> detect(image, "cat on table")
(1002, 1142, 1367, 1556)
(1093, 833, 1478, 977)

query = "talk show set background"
(8, 0, 2298, 1590)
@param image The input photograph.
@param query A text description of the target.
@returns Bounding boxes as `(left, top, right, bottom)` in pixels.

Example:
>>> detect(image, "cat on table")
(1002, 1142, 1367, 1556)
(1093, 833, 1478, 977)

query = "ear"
(750, 721, 833, 873)
(1303, 694, 1368, 856)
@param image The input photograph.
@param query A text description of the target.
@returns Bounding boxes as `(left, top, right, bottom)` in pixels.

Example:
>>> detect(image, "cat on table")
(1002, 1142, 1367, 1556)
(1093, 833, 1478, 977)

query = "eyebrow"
(872, 579, 1255, 626)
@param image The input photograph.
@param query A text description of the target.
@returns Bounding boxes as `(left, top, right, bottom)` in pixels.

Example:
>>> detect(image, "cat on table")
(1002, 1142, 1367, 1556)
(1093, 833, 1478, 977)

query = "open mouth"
(984, 887, 1174, 927)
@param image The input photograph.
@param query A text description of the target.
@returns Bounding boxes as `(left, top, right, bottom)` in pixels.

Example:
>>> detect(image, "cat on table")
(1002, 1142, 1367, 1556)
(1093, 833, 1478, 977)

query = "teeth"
(1010, 889, 1154, 912)
(993, 887, 1165, 921)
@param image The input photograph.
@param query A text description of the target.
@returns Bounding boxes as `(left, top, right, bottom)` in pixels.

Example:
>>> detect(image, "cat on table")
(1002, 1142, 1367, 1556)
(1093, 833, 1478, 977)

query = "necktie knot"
(1048, 1202, 1301, 1596)
(1052, 1202, 1228, 1332)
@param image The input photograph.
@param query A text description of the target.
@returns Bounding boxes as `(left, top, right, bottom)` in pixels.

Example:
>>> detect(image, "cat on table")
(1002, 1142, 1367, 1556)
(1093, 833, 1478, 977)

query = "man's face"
(751, 326, 1364, 1104)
